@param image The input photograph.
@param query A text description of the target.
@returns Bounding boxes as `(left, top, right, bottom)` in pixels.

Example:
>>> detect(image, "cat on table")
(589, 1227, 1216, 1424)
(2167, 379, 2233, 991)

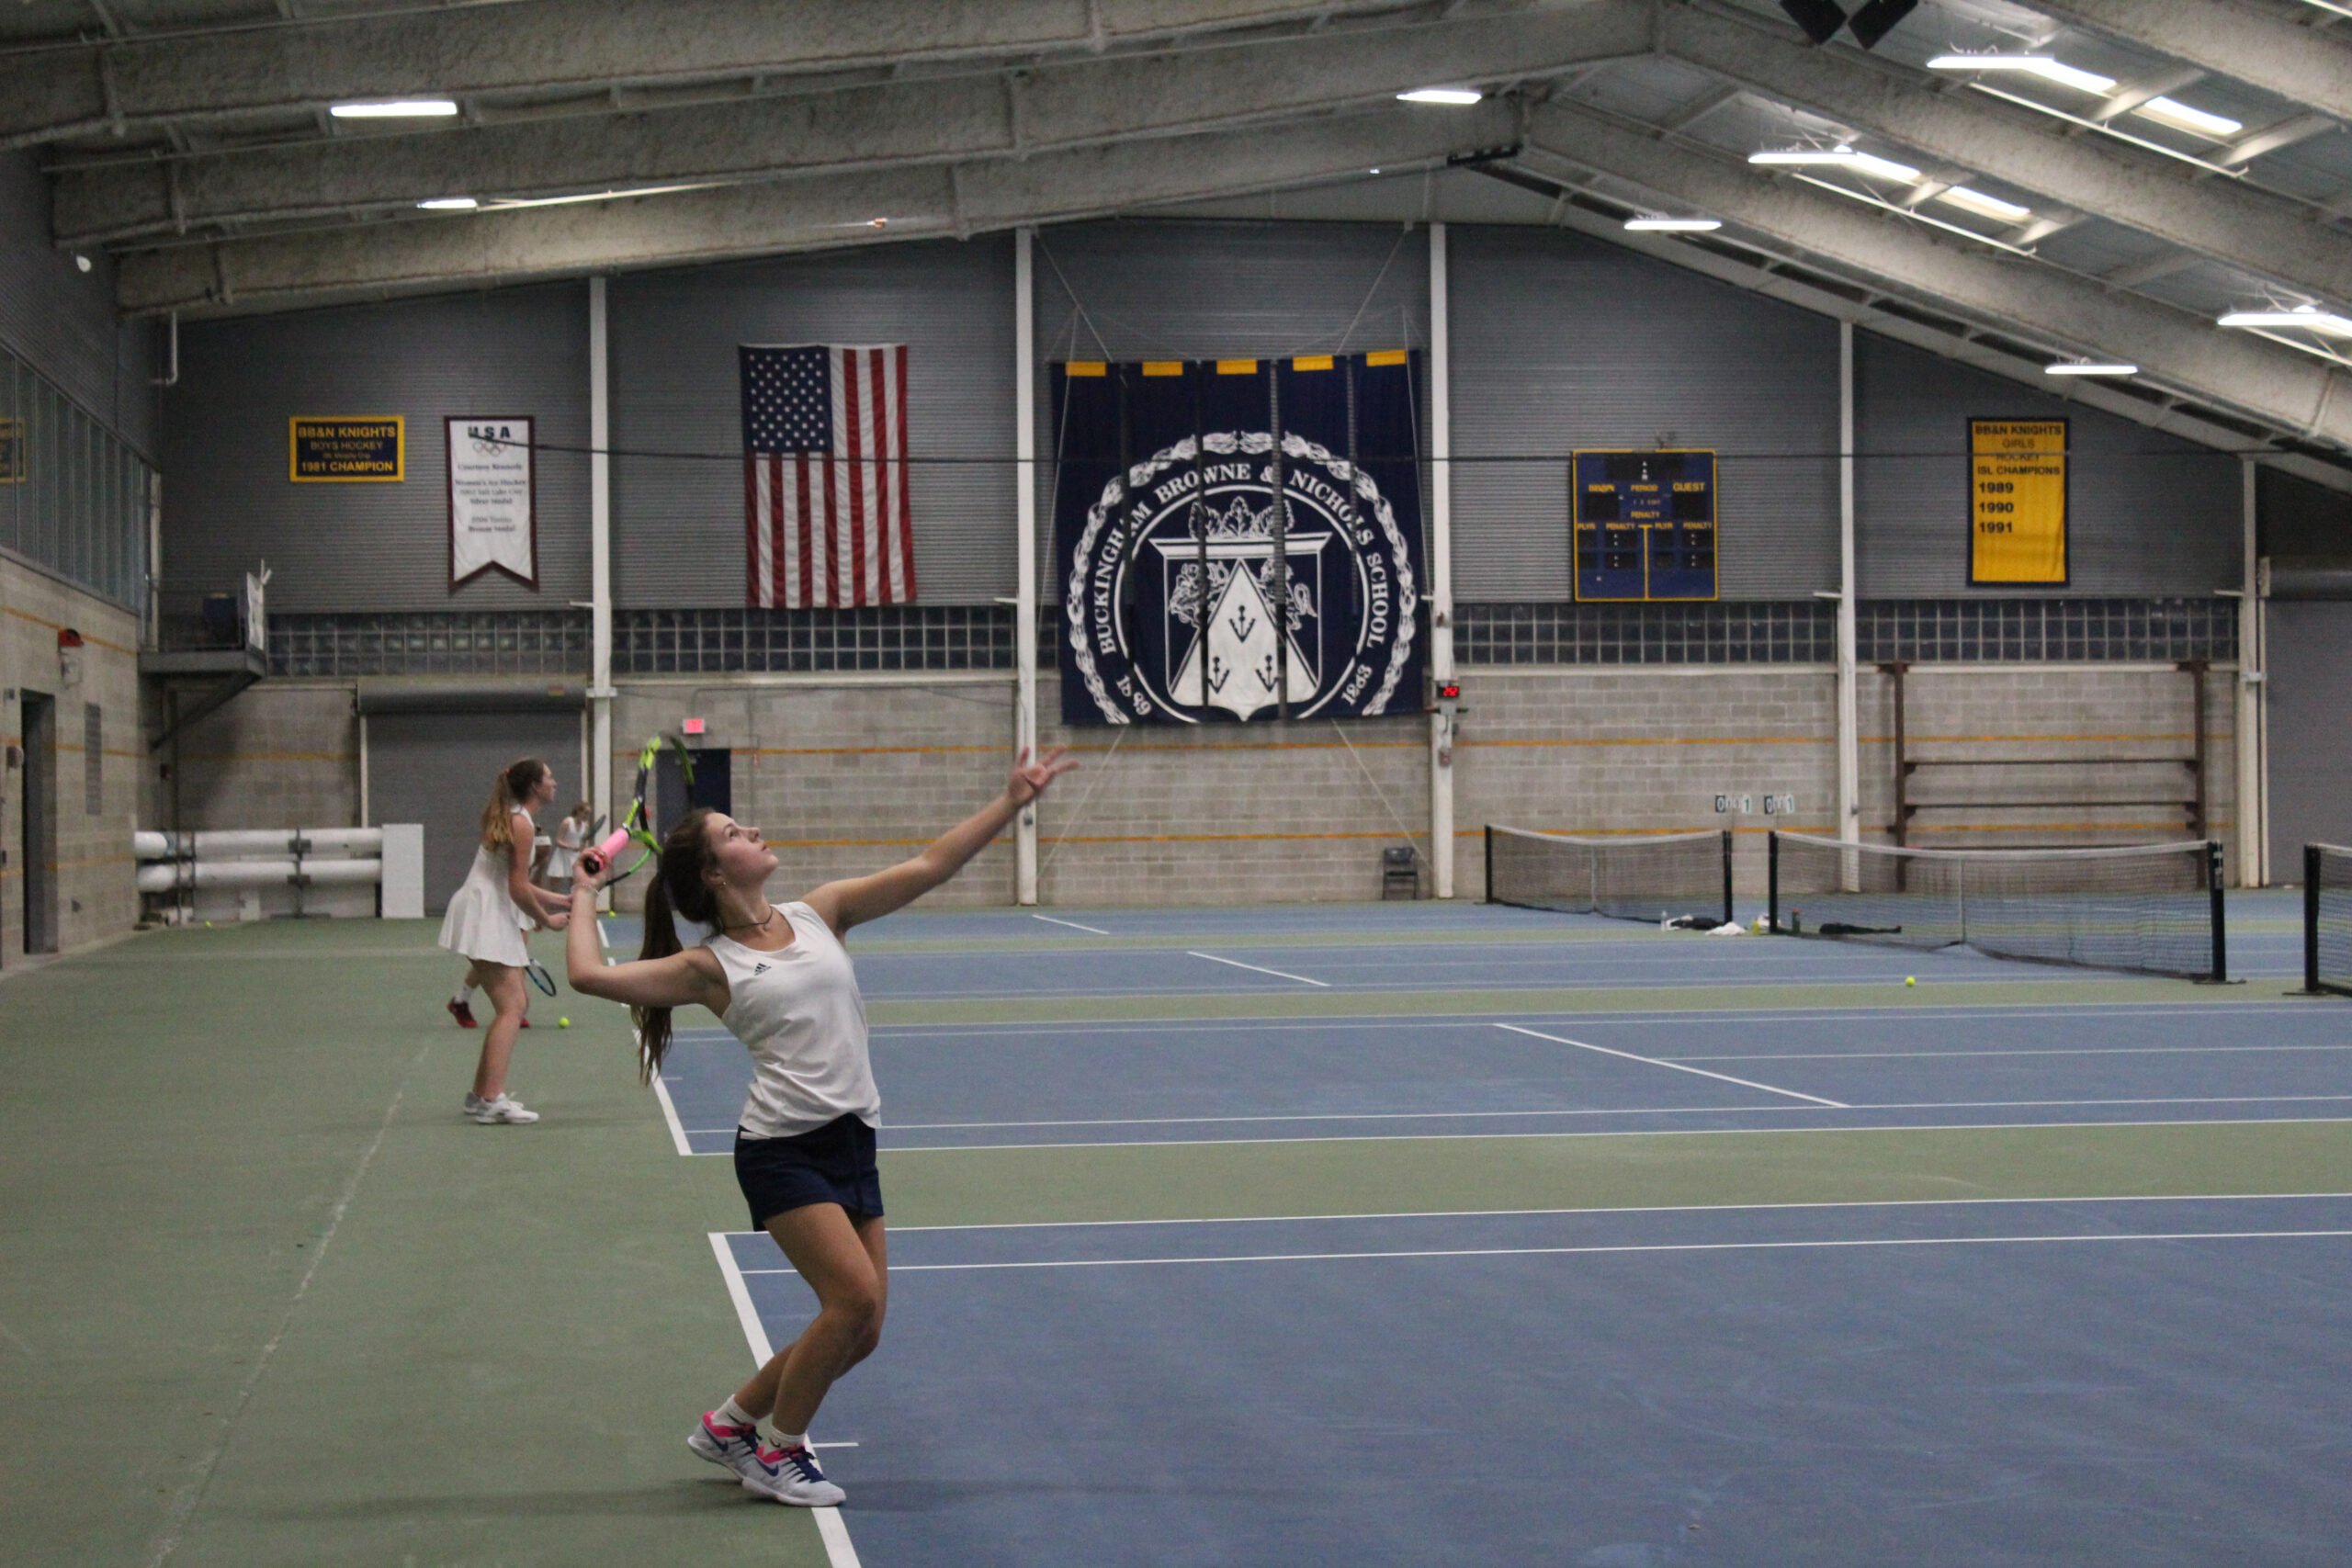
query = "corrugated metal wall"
(1449, 224, 1842, 602)
(1855, 331, 2238, 595)
(1031, 219, 1431, 603)
(2264, 601, 2352, 872)
(611, 237, 1017, 606)
(149, 217, 2254, 615)
(0, 150, 156, 458)
(161, 284, 591, 611)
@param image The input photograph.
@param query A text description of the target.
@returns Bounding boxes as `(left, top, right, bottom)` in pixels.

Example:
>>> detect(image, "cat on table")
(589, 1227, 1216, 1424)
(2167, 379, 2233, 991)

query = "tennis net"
(1768, 830, 2225, 981)
(2302, 843, 2352, 995)
(1485, 826, 1732, 926)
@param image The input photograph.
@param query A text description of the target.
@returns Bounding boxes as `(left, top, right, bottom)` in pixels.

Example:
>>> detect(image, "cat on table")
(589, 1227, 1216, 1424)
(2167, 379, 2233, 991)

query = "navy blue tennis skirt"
(735, 1114, 884, 1229)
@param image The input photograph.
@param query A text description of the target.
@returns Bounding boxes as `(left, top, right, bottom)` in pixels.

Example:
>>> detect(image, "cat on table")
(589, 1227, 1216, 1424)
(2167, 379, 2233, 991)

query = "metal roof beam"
(2026, 0, 2352, 123)
(0, 0, 1425, 151)
(112, 98, 1518, 316)
(1516, 96, 2352, 451)
(55, 6, 1648, 245)
(1655, 5, 2352, 306)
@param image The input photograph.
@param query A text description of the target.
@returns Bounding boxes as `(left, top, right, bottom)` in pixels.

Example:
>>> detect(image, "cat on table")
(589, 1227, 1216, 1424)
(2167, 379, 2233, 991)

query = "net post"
(1483, 826, 1494, 905)
(2208, 840, 2227, 984)
(2305, 842, 2321, 994)
(1767, 831, 1780, 933)
(1720, 829, 1734, 928)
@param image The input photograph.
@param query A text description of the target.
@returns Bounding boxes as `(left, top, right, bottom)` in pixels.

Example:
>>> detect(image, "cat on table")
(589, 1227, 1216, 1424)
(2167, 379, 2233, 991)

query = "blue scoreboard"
(1572, 449, 1718, 602)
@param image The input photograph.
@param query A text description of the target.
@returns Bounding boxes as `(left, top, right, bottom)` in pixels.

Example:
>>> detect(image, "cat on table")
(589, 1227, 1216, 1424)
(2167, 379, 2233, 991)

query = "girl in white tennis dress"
(564, 747, 1075, 1508)
(439, 757, 574, 1123)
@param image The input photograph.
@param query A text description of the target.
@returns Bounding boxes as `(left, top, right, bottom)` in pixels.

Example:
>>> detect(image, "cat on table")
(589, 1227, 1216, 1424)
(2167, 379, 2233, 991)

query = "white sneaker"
(687, 1412, 763, 1482)
(464, 1092, 540, 1124)
(741, 1441, 844, 1506)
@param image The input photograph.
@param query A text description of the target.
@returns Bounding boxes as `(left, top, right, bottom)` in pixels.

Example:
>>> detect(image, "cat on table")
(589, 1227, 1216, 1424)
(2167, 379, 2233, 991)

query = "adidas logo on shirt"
(753, 963, 770, 975)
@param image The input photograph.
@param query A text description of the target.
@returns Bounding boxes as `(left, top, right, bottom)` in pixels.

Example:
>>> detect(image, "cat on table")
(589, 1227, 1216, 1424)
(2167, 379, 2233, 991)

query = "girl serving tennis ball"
(564, 747, 1075, 1507)
(439, 757, 573, 1124)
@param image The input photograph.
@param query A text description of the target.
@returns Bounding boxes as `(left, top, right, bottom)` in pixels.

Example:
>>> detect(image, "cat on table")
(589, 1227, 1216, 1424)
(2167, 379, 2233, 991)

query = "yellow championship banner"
(1969, 418, 2066, 583)
(290, 416, 403, 481)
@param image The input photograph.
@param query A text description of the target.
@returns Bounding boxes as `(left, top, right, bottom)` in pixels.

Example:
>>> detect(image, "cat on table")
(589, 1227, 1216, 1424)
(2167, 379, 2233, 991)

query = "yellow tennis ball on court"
(1905, 976, 1916, 986)
(559, 1016, 571, 1028)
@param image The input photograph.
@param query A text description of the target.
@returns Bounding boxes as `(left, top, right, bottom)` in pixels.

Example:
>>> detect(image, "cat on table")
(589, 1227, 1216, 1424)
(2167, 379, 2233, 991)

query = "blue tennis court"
(646, 897, 2352, 1565)
(714, 1195, 2352, 1566)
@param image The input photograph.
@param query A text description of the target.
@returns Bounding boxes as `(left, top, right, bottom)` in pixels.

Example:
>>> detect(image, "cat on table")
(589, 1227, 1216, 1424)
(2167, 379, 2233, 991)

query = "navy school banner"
(1054, 352, 1425, 726)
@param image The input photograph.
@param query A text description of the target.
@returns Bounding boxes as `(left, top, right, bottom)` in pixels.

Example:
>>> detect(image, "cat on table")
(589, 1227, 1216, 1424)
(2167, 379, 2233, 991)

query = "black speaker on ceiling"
(1848, 0, 1922, 49)
(1779, 0, 1849, 44)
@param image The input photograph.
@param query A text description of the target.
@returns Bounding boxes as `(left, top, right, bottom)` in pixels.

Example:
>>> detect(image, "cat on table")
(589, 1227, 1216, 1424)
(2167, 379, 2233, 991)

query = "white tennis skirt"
(438, 845, 531, 967)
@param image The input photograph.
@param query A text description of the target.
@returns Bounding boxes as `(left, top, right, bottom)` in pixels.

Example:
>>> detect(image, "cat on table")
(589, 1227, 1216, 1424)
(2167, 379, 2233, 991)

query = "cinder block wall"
(1453, 667, 1839, 907)
(609, 678, 1017, 911)
(2, 558, 143, 954)
(1853, 664, 2237, 874)
(150, 659, 2245, 917)
(147, 681, 359, 833)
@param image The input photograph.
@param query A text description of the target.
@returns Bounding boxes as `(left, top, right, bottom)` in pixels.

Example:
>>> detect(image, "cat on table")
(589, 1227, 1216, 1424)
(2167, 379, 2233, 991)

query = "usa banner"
(1054, 352, 1425, 726)
(740, 344, 918, 607)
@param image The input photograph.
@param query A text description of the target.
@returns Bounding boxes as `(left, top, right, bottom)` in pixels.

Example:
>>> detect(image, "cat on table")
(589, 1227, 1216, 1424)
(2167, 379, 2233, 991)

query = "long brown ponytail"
(479, 757, 549, 850)
(634, 807, 720, 1083)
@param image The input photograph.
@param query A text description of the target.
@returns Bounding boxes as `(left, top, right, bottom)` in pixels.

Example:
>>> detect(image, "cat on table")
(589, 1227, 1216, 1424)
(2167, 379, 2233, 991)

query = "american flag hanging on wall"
(739, 344, 917, 607)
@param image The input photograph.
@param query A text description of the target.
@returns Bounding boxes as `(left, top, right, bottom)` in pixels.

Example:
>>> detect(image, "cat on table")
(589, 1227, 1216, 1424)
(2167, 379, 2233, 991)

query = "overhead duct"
(2264, 560, 2352, 600)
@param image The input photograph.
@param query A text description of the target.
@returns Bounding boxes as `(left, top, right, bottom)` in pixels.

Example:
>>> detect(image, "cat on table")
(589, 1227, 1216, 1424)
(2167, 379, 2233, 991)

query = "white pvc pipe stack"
(134, 828, 384, 858)
(132, 827, 386, 894)
(136, 858, 384, 892)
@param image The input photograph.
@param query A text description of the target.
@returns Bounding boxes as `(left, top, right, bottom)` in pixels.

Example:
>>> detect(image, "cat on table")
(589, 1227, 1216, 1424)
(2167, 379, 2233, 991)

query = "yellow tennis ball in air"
(559, 1017, 571, 1028)
(1905, 976, 1916, 986)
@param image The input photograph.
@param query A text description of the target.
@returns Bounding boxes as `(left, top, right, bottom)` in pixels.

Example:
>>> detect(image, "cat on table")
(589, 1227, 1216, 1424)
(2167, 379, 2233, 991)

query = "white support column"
(1837, 320, 1860, 852)
(2238, 457, 2265, 886)
(1014, 228, 1040, 905)
(1428, 221, 1456, 899)
(588, 276, 616, 908)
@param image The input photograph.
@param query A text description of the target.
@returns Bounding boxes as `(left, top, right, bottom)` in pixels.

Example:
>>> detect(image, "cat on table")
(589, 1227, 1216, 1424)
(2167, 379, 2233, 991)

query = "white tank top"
(702, 902, 879, 1139)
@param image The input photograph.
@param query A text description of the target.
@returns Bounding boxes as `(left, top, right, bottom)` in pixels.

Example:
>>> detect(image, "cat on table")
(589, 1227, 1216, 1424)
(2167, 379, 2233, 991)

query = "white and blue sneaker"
(687, 1411, 763, 1481)
(741, 1440, 845, 1506)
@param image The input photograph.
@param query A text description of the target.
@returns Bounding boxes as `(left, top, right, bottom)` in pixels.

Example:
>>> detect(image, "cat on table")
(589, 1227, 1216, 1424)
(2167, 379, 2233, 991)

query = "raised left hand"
(1007, 746, 1079, 806)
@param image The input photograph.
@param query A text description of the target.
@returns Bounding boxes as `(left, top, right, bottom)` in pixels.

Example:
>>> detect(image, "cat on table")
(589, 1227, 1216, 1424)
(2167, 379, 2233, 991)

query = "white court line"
(1497, 1022, 1847, 1108)
(880, 1093, 2352, 1134)
(1682, 1043, 2352, 1062)
(876, 1112, 2352, 1154)
(1188, 951, 1329, 987)
(865, 1001, 2331, 1037)
(1032, 914, 1111, 935)
(651, 1076, 695, 1158)
(873, 1190, 2352, 1233)
(706, 1235, 861, 1568)
(741, 1228, 2352, 1275)
(146, 1038, 432, 1568)
(709, 1233, 775, 1360)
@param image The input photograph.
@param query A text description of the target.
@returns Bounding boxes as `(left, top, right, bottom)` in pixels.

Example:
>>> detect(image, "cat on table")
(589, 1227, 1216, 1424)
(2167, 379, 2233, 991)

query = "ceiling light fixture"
(417, 197, 478, 210)
(1749, 146, 1923, 183)
(1397, 87, 1483, 105)
(1934, 186, 2032, 222)
(2132, 97, 2243, 139)
(1624, 217, 1724, 231)
(2044, 361, 2138, 377)
(2219, 305, 2352, 337)
(329, 98, 460, 118)
(1926, 55, 2117, 95)
(476, 182, 721, 211)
